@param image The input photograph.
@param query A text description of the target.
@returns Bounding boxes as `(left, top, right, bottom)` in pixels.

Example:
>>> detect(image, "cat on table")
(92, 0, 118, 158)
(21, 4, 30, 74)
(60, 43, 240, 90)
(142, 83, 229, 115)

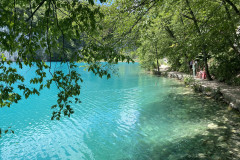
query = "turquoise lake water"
(0, 63, 239, 160)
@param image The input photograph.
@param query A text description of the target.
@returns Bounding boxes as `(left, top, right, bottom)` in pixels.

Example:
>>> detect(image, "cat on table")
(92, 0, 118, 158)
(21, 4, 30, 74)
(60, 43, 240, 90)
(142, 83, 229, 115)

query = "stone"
(161, 71, 240, 113)
(208, 123, 218, 129)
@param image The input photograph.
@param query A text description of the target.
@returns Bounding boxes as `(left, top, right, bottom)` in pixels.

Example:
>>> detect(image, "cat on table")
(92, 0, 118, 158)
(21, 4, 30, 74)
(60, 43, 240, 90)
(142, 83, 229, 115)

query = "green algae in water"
(0, 63, 239, 160)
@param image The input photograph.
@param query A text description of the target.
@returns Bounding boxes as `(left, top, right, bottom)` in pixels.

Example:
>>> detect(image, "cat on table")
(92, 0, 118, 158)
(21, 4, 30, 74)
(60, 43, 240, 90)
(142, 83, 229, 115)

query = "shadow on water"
(133, 91, 240, 160)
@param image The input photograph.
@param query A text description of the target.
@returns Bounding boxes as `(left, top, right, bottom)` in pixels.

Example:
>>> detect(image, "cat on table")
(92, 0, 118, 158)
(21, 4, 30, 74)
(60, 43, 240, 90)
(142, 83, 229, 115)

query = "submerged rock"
(207, 123, 218, 129)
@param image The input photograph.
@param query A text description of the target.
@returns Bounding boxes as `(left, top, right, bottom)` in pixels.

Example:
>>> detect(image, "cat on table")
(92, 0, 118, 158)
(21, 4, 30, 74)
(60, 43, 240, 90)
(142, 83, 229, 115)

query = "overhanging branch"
(26, 0, 46, 22)
(181, 14, 194, 21)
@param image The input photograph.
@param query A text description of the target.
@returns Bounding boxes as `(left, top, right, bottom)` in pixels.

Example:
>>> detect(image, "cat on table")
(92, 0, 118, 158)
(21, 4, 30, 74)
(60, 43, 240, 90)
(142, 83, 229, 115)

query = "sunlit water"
(0, 63, 239, 160)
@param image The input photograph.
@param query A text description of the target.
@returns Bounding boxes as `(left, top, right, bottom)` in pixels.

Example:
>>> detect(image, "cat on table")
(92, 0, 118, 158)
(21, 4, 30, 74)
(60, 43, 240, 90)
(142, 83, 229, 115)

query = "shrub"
(184, 76, 195, 85)
(209, 54, 240, 84)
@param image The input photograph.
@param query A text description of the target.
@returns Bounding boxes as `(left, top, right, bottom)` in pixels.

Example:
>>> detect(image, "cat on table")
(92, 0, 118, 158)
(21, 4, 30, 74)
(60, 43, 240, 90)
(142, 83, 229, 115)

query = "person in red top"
(201, 67, 206, 79)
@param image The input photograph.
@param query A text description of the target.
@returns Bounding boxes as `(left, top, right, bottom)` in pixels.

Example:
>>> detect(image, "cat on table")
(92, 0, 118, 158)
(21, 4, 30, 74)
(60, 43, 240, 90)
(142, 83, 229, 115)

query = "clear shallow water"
(0, 63, 239, 160)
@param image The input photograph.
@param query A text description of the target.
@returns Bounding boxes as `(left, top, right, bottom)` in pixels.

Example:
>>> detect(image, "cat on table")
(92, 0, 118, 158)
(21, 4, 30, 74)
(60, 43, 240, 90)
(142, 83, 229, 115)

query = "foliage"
(111, 0, 240, 82)
(183, 76, 195, 85)
(209, 53, 240, 84)
(0, 127, 15, 138)
(1, 0, 240, 136)
(192, 83, 203, 93)
(0, 0, 132, 123)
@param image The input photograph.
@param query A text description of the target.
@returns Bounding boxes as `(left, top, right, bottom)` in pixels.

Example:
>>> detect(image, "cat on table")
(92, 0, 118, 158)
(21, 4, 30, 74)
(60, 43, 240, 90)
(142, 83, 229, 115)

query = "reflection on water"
(0, 63, 239, 160)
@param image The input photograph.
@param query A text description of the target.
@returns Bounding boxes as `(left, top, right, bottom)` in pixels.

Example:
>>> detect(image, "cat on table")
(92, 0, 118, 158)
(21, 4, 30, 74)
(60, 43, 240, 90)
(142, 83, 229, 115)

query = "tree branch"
(26, 0, 46, 21)
(185, 0, 201, 34)
(28, 0, 34, 57)
(56, 7, 105, 46)
(110, 1, 157, 47)
(164, 25, 175, 39)
(181, 14, 194, 21)
(224, 0, 240, 17)
(46, 0, 52, 70)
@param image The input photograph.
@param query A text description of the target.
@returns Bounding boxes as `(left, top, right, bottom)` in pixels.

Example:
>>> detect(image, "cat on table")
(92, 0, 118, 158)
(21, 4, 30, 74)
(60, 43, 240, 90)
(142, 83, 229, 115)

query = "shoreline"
(154, 69, 240, 112)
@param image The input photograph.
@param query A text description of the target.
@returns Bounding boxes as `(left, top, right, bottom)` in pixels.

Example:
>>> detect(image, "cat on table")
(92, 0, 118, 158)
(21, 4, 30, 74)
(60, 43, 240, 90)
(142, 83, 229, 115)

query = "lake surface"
(0, 63, 239, 160)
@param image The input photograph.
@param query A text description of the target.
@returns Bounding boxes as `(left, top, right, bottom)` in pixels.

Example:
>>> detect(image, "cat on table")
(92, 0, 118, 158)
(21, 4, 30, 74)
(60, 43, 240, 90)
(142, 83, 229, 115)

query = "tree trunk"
(165, 26, 175, 39)
(223, 1, 240, 55)
(185, 0, 212, 80)
(202, 45, 212, 80)
(180, 15, 191, 72)
(156, 45, 159, 72)
(224, 0, 240, 17)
